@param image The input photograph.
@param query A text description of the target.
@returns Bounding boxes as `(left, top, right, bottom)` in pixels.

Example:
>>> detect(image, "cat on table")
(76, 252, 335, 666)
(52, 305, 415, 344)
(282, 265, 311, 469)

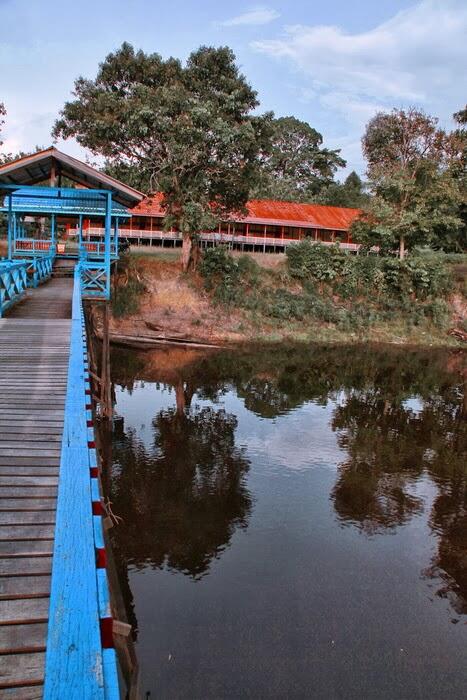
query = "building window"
(249, 224, 265, 236)
(265, 225, 282, 238)
(151, 216, 164, 230)
(319, 229, 334, 243)
(283, 226, 300, 239)
(233, 223, 246, 235)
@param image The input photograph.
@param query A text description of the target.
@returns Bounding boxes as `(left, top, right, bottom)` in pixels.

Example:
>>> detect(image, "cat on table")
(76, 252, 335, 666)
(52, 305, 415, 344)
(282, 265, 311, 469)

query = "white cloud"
(252, 0, 467, 173)
(218, 6, 280, 28)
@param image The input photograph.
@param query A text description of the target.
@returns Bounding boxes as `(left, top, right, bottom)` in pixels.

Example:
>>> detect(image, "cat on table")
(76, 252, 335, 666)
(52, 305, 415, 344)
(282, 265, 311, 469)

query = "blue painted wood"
(103, 649, 120, 700)
(43, 271, 119, 699)
(0, 261, 28, 317)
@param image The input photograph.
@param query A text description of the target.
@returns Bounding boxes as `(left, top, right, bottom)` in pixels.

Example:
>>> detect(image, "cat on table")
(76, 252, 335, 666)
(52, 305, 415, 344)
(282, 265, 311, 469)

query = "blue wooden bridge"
(0, 153, 144, 697)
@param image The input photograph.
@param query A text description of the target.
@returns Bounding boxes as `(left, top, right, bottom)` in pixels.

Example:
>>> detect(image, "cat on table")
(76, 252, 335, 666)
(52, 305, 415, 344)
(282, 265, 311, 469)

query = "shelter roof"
(1, 186, 130, 218)
(0, 147, 144, 208)
(132, 194, 361, 231)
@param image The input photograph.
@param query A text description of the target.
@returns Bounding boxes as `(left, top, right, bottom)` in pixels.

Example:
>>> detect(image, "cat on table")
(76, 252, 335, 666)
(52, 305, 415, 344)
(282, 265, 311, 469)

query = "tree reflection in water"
(109, 344, 467, 618)
(110, 400, 251, 579)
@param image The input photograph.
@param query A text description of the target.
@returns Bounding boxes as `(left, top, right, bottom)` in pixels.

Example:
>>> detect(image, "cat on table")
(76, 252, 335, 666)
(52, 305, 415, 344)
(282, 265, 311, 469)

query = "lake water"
(106, 344, 467, 699)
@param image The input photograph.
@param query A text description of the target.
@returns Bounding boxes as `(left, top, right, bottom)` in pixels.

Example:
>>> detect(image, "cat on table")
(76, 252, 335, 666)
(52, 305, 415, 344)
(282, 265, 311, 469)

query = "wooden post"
(50, 160, 56, 188)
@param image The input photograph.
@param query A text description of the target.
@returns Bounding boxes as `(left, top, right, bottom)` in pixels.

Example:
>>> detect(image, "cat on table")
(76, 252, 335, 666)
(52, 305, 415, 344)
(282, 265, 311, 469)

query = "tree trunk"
(175, 380, 186, 415)
(181, 233, 192, 272)
(399, 236, 406, 260)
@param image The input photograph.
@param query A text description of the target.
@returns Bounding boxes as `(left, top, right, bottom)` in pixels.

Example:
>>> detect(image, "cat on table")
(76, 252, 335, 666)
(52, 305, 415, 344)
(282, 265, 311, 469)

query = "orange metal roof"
(131, 194, 361, 231)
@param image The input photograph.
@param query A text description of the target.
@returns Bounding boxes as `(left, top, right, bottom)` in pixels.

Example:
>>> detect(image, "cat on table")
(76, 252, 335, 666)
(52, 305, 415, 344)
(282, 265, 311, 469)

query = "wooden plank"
(0, 469, 59, 478)
(0, 477, 58, 487)
(0, 459, 60, 468)
(0, 651, 44, 688)
(0, 435, 62, 443)
(1, 684, 43, 698)
(0, 558, 52, 576)
(0, 598, 49, 624)
(0, 576, 51, 600)
(0, 488, 57, 498)
(0, 431, 63, 440)
(0, 499, 57, 511)
(0, 512, 55, 526)
(0, 525, 55, 541)
(0, 449, 61, 459)
(0, 541, 53, 557)
(0, 623, 47, 653)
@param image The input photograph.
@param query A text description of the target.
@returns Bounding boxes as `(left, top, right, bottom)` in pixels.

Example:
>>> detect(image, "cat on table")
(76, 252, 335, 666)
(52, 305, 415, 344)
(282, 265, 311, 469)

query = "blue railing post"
(7, 193, 13, 260)
(104, 193, 112, 299)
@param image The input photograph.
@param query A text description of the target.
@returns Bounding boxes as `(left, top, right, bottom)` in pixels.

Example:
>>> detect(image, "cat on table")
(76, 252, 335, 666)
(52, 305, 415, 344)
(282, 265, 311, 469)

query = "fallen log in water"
(449, 327, 467, 343)
(96, 330, 223, 350)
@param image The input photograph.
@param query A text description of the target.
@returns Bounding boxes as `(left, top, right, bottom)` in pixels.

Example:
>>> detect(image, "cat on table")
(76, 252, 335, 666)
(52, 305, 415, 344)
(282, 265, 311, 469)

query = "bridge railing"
(18, 253, 55, 288)
(0, 260, 28, 317)
(44, 269, 119, 698)
(79, 241, 118, 260)
(14, 238, 56, 256)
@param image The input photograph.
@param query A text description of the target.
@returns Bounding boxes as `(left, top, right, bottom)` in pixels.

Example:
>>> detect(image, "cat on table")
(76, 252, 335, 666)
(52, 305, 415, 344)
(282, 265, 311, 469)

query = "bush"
(111, 255, 146, 318)
(287, 241, 452, 301)
(112, 276, 146, 318)
(423, 299, 451, 329)
(199, 246, 242, 305)
(287, 241, 347, 281)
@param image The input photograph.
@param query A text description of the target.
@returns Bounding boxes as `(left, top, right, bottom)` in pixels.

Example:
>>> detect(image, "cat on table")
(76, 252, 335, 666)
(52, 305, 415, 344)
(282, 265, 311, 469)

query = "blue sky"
(1, 0, 466, 178)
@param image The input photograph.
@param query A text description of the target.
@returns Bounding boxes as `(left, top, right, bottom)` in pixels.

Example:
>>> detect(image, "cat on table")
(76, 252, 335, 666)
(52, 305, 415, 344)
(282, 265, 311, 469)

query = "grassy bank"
(108, 245, 467, 347)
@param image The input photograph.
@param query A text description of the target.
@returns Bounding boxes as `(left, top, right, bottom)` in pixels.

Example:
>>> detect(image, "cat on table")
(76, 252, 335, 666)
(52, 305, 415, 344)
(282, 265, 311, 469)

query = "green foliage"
(199, 246, 243, 304)
(111, 256, 146, 318)
(316, 171, 370, 208)
(54, 43, 272, 259)
(357, 107, 465, 256)
(252, 115, 345, 201)
(286, 241, 452, 300)
(199, 243, 460, 337)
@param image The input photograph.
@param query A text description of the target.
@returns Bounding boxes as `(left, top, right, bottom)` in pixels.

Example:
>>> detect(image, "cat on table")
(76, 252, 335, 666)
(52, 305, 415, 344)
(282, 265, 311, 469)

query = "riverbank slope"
(105, 248, 467, 348)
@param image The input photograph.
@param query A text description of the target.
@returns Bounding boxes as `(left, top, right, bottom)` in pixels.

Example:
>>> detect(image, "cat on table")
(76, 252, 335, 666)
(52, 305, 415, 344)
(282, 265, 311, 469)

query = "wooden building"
(1, 148, 362, 254)
(118, 194, 362, 253)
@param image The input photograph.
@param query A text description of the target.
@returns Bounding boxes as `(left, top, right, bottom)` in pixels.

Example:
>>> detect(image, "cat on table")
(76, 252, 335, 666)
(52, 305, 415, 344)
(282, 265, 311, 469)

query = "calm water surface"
(106, 344, 467, 699)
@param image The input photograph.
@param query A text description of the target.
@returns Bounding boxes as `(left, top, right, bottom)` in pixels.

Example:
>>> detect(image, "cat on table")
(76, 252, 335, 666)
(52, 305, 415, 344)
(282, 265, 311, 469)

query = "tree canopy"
(317, 171, 369, 209)
(353, 108, 464, 257)
(252, 116, 345, 201)
(53, 42, 272, 269)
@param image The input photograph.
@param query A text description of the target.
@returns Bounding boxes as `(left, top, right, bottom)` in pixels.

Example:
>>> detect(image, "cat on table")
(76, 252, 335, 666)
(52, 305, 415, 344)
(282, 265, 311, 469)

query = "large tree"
(252, 116, 345, 201)
(53, 42, 272, 270)
(354, 108, 464, 257)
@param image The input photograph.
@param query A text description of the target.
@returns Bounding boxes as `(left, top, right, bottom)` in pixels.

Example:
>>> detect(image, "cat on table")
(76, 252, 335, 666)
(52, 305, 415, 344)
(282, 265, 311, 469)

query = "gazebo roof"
(1, 185, 131, 218)
(0, 147, 144, 208)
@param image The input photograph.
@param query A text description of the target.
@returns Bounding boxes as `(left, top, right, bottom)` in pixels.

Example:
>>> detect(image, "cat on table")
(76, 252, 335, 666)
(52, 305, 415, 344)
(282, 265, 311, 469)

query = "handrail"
(84, 226, 361, 251)
(0, 260, 28, 317)
(44, 269, 119, 698)
(14, 238, 56, 256)
(16, 253, 55, 287)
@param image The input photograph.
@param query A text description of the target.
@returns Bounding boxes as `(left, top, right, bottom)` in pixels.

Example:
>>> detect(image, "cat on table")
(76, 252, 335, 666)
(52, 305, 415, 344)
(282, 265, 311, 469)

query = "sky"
(1, 0, 466, 178)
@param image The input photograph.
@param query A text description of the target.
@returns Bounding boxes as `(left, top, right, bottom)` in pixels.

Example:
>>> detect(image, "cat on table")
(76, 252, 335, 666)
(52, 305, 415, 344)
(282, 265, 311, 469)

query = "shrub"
(424, 299, 451, 329)
(111, 255, 146, 318)
(112, 276, 146, 317)
(199, 247, 242, 305)
(286, 241, 347, 281)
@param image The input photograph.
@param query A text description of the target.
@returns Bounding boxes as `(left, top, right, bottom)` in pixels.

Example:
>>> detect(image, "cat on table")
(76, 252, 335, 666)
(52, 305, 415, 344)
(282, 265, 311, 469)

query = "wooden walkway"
(0, 278, 73, 696)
